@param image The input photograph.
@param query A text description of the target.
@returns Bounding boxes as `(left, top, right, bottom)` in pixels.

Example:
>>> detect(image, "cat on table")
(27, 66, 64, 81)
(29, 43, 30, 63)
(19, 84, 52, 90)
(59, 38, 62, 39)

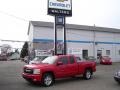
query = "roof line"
(27, 21, 120, 35)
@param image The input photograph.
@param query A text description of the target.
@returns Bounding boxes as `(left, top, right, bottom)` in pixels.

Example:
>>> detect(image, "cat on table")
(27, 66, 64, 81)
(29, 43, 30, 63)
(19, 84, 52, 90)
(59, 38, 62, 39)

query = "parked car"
(114, 70, 120, 84)
(22, 55, 96, 87)
(0, 54, 7, 61)
(85, 56, 98, 64)
(29, 56, 48, 65)
(100, 56, 112, 65)
(9, 52, 20, 60)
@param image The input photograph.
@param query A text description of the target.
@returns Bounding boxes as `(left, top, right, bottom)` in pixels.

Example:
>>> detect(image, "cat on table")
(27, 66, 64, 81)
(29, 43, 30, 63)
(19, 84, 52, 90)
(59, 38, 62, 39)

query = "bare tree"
(1, 44, 12, 55)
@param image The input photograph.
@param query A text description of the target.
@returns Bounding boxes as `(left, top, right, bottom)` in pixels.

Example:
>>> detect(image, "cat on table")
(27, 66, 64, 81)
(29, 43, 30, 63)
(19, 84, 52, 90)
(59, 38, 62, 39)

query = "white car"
(114, 70, 120, 84)
(29, 56, 48, 65)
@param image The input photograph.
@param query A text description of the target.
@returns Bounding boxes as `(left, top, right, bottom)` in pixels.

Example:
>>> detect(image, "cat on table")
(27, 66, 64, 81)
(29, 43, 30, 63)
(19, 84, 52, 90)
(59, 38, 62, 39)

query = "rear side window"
(59, 56, 68, 64)
(76, 57, 81, 62)
(69, 56, 75, 64)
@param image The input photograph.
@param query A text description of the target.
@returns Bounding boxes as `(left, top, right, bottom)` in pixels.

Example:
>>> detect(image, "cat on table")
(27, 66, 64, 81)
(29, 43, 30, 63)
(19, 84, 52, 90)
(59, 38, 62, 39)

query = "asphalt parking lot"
(0, 60, 120, 90)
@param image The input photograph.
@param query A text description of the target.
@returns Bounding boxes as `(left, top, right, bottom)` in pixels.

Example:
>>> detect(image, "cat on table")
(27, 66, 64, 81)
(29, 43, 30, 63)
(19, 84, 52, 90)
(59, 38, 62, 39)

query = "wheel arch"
(42, 71, 55, 80)
(84, 67, 93, 75)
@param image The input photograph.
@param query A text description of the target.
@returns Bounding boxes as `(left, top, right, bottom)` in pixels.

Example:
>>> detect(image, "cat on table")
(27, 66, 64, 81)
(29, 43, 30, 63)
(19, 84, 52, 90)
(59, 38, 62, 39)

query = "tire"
(42, 73, 54, 87)
(83, 69, 92, 80)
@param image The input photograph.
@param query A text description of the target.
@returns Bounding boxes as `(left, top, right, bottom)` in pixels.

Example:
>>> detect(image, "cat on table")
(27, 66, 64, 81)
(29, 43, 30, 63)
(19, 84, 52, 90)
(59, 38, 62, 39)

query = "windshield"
(102, 56, 109, 59)
(33, 56, 48, 61)
(76, 57, 81, 61)
(42, 56, 57, 64)
(33, 57, 39, 61)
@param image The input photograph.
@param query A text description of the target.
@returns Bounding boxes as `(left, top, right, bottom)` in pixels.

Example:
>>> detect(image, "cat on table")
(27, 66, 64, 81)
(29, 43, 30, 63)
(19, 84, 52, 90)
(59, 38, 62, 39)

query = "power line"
(0, 10, 29, 22)
(0, 39, 27, 42)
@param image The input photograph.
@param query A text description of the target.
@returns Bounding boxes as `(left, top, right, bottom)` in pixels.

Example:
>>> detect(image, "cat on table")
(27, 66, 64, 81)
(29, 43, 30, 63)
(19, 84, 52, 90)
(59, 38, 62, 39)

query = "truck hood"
(24, 63, 51, 69)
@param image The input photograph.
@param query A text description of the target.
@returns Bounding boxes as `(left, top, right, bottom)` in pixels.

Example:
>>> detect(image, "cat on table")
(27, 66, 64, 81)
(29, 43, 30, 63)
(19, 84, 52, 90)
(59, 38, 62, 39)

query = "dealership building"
(28, 21, 120, 62)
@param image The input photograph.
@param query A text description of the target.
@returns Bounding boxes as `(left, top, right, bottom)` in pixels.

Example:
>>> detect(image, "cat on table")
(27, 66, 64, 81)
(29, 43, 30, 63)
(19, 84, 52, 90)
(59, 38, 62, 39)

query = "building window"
(118, 50, 120, 55)
(106, 50, 110, 55)
(97, 50, 102, 59)
(82, 50, 88, 59)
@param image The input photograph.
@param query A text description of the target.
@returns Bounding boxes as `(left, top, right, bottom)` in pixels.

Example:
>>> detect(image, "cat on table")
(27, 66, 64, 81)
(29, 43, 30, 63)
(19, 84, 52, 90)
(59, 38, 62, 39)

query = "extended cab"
(22, 55, 96, 86)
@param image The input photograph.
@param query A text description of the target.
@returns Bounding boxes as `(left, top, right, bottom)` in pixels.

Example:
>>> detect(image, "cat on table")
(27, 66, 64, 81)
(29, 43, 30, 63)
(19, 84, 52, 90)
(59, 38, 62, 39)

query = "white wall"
(95, 31, 114, 42)
(28, 24, 34, 41)
(94, 32, 120, 62)
(67, 29, 93, 41)
(34, 27, 54, 39)
(31, 25, 120, 62)
(28, 24, 34, 52)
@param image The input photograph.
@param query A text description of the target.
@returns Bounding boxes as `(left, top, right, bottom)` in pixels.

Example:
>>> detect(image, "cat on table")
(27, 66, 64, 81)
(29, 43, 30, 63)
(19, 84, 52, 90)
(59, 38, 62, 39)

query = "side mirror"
(57, 61, 63, 66)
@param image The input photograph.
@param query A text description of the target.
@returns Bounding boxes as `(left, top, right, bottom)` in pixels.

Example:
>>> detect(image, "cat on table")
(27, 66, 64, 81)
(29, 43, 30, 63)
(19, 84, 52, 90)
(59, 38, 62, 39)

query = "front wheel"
(42, 73, 54, 87)
(83, 70, 92, 80)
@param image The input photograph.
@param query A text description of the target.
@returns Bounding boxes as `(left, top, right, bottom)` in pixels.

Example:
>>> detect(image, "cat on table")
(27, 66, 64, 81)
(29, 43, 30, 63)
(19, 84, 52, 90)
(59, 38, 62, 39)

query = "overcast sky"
(0, 0, 120, 48)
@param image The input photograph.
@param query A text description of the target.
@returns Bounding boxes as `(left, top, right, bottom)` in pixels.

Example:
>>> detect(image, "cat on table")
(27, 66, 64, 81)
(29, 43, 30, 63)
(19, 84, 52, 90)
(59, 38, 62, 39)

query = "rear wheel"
(42, 73, 54, 87)
(83, 69, 92, 80)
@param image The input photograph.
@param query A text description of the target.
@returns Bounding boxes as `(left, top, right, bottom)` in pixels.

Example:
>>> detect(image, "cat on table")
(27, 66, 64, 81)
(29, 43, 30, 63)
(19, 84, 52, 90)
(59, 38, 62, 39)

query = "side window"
(69, 56, 75, 64)
(106, 50, 110, 55)
(59, 57, 68, 64)
(76, 57, 81, 62)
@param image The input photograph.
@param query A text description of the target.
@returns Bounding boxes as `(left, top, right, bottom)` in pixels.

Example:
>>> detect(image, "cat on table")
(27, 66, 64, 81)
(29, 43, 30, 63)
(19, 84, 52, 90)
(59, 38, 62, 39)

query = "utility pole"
(93, 24, 96, 58)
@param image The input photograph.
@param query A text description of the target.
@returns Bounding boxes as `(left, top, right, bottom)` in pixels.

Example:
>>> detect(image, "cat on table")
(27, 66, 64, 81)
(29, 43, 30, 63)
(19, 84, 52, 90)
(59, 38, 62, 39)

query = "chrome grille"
(24, 68, 33, 74)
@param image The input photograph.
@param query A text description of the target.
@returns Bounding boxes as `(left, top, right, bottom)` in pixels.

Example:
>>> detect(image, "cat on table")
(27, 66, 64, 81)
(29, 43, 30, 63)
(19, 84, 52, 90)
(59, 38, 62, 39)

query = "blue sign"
(56, 16, 64, 25)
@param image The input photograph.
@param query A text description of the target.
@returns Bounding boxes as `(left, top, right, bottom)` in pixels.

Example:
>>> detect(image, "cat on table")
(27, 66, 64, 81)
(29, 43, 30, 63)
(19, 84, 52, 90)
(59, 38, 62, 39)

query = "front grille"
(24, 68, 33, 74)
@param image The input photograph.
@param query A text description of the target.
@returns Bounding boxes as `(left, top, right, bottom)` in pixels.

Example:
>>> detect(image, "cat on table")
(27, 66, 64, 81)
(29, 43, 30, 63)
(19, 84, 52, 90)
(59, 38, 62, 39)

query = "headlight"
(102, 60, 105, 62)
(33, 69, 40, 74)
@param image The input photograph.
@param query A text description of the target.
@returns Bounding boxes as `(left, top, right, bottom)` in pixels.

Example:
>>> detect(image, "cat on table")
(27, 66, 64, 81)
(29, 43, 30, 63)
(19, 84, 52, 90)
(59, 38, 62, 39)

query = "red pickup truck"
(22, 55, 96, 87)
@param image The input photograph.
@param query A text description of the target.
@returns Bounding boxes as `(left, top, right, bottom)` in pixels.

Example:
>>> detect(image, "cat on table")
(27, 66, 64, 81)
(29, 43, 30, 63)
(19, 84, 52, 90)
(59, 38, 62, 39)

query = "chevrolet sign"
(57, 0, 68, 2)
(48, 0, 72, 16)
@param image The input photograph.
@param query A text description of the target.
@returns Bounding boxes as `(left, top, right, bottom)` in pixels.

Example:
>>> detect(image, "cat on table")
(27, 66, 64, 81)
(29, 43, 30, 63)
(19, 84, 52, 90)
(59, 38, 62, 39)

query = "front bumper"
(114, 76, 120, 83)
(100, 61, 112, 65)
(22, 73, 42, 82)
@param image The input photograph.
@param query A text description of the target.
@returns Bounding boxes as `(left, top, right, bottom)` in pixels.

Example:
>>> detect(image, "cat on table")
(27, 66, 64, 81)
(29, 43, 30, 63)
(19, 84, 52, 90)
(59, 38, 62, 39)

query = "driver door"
(55, 56, 69, 78)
